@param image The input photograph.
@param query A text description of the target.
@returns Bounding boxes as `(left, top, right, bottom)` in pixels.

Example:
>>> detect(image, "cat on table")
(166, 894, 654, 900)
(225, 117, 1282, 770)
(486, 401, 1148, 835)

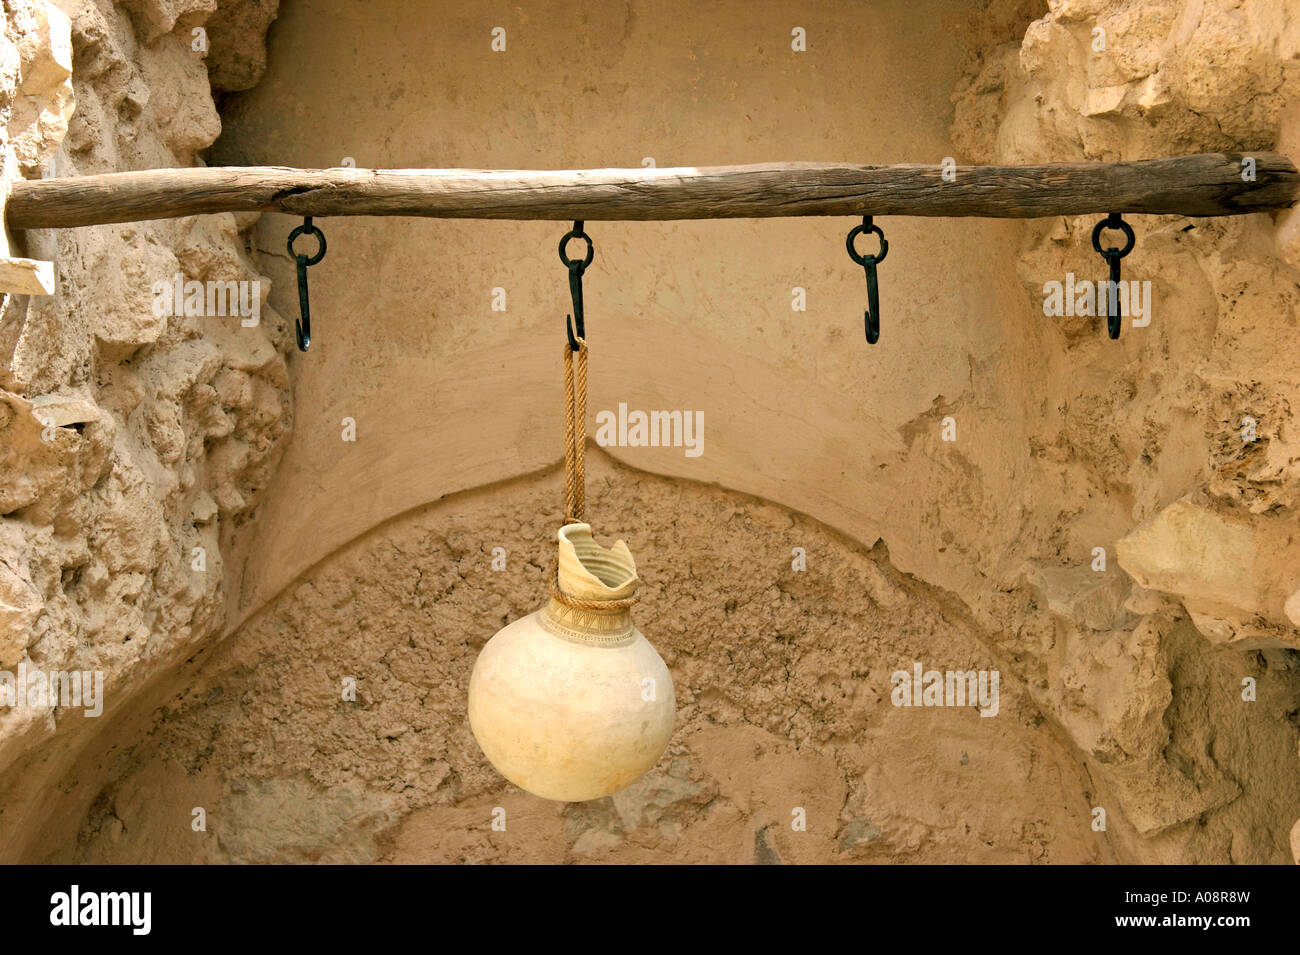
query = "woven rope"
(575, 341, 587, 519)
(556, 339, 638, 610)
(562, 340, 588, 523)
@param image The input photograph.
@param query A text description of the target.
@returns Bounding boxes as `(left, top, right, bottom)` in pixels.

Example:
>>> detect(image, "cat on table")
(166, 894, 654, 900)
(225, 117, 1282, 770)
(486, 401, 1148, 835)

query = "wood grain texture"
(6, 153, 1296, 228)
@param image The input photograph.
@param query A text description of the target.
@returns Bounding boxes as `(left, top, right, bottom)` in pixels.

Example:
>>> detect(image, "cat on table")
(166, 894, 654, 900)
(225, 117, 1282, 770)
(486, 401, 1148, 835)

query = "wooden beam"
(5, 152, 1295, 229)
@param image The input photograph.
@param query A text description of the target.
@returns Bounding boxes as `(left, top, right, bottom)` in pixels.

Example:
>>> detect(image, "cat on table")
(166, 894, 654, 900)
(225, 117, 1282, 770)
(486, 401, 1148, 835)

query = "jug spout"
(556, 522, 637, 601)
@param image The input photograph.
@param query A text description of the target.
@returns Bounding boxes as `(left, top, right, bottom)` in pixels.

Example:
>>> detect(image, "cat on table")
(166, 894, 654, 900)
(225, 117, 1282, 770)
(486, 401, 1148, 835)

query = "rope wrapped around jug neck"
(547, 561, 640, 611)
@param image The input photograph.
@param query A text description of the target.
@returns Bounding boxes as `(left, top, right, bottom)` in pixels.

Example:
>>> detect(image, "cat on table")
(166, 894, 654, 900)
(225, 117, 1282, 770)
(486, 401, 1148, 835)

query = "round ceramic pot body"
(468, 523, 676, 802)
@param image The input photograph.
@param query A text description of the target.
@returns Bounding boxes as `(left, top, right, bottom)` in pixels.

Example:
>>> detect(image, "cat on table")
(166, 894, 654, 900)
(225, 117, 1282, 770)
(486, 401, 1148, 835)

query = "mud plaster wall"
(2, 0, 1300, 864)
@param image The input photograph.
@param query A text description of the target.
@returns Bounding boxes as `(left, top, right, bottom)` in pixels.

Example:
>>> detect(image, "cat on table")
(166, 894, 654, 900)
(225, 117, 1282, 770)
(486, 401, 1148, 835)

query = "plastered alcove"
(219, 0, 1065, 861)
(3, 0, 1299, 864)
(215, 0, 1027, 629)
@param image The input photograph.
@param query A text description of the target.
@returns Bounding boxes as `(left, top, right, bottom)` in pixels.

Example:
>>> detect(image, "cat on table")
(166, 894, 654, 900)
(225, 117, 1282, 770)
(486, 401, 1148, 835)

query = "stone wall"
(0, 0, 286, 861)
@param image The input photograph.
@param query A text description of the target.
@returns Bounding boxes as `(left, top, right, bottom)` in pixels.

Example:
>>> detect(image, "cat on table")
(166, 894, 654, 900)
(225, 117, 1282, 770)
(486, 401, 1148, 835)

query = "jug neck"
(540, 523, 639, 647)
(542, 598, 635, 647)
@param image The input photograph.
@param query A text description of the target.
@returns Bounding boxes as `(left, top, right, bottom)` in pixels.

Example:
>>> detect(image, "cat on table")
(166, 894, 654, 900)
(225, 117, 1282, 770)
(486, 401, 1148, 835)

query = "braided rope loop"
(562, 338, 588, 523)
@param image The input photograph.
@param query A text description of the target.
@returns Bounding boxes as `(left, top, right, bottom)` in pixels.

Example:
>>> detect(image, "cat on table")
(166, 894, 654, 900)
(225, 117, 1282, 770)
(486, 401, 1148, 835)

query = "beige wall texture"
(1, 0, 1299, 864)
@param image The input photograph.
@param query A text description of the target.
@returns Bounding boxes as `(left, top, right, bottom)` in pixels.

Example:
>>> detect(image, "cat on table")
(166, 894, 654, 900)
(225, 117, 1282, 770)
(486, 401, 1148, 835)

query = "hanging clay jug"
(468, 523, 676, 802)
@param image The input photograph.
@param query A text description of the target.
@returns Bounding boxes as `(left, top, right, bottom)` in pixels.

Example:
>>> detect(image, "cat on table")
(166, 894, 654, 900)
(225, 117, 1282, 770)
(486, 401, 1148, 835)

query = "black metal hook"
(846, 216, 888, 344)
(558, 221, 594, 350)
(1091, 212, 1135, 340)
(287, 216, 327, 351)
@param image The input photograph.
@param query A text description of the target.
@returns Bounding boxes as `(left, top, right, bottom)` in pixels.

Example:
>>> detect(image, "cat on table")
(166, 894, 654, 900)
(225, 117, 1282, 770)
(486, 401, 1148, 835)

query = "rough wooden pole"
(5, 152, 1296, 229)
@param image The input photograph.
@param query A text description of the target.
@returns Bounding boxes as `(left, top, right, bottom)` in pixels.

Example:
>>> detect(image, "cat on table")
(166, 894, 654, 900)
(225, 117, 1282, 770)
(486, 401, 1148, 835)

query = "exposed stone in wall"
(1, 0, 74, 175)
(955, 0, 1300, 862)
(202, 0, 275, 92)
(0, 0, 283, 860)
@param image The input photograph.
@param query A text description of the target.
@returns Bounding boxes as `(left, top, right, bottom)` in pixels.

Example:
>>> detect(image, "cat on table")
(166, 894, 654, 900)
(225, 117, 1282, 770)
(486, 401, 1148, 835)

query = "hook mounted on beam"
(559, 221, 594, 350)
(1091, 212, 1135, 340)
(287, 216, 327, 351)
(847, 216, 889, 344)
